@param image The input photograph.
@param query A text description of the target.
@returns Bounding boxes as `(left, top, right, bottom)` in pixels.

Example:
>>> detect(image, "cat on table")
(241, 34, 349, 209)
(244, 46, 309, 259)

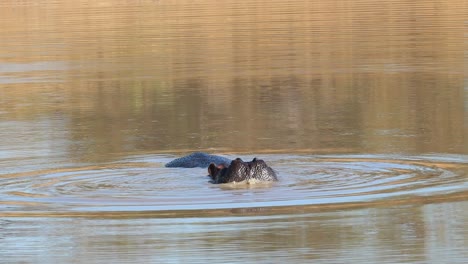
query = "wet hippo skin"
(208, 157, 278, 184)
(165, 152, 232, 168)
(165, 152, 278, 184)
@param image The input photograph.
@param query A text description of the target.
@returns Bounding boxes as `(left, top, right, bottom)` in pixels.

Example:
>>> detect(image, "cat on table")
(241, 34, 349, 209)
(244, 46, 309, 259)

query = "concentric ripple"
(0, 154, 467, 217)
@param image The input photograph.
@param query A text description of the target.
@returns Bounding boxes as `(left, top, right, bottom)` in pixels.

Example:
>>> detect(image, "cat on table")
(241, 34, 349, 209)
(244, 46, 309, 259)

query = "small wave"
(0, 154, 466, 217)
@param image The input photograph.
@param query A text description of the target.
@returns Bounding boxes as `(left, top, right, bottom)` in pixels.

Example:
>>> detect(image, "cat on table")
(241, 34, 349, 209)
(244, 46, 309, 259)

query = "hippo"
(165, 152, 231, 168)
(208, 157, 278, 184)
(165, 152, 278, 184)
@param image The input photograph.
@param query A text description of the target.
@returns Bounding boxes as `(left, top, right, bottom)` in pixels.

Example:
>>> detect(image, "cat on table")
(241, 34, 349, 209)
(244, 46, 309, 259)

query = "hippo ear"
(252, 158, 257, 162)
(208, 163, 218, 179)
(208, 164, 225, 179)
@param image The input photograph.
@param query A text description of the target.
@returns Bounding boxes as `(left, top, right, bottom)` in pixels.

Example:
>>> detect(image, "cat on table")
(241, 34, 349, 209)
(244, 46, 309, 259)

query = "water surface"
(0, 0, 466, 263)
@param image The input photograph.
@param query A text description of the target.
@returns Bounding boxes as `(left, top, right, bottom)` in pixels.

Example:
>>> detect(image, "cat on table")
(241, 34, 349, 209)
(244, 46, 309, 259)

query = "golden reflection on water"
(0, 0, 465, 160)
(0, 0, 466, 263)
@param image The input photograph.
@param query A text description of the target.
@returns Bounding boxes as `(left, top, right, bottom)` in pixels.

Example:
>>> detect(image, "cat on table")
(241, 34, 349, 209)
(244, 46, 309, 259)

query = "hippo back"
(165, 152, 231, 168)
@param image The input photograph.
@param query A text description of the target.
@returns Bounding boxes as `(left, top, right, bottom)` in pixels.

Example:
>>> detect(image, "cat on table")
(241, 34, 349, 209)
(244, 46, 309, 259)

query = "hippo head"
(208, 158, 278, 184)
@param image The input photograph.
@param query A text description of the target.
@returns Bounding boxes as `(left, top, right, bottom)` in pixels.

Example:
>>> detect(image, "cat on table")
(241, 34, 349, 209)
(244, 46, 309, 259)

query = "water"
(0, 0, 467, 263)
(1, 154, 467, 215)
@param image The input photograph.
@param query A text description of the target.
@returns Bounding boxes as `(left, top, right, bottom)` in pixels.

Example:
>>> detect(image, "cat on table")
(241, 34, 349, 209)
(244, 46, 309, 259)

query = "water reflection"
(0, 0, 466, 263)
(1, 202, 467, 263)
(1, 72, 464, 163)
(0, 0, 465, 162)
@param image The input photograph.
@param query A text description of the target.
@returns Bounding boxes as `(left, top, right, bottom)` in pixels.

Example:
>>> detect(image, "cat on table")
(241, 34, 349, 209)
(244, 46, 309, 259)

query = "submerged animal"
(165, 152, 231, 168)
(208, 157, 278, 184)
(165, 152, 278, 184)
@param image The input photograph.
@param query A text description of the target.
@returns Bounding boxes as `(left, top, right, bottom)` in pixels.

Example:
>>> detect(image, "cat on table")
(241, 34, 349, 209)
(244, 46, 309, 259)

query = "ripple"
(0, 154, 467, 217)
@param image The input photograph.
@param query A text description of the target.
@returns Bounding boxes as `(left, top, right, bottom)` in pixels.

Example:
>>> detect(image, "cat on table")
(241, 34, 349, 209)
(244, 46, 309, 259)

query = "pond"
(0, 0, 466, 263)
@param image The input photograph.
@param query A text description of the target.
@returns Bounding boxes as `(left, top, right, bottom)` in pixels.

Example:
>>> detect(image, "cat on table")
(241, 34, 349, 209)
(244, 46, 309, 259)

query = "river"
(0, 1, 467, 263)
